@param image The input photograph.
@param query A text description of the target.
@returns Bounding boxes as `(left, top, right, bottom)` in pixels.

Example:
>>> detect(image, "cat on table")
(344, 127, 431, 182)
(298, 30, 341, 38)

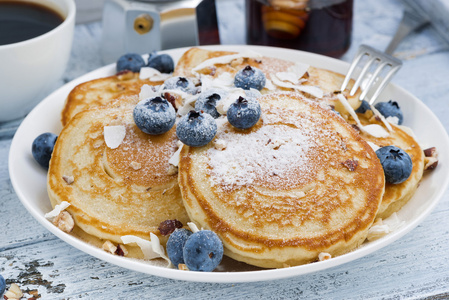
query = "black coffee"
(0, 1, 64, 46)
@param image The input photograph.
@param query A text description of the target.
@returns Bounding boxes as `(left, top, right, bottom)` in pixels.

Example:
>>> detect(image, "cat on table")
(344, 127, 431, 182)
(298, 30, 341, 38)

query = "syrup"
(246, 0, 353, 58)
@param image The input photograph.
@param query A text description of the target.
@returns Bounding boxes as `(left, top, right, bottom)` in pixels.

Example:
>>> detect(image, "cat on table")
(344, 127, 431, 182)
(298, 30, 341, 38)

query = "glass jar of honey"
(246, 0, 353, 58)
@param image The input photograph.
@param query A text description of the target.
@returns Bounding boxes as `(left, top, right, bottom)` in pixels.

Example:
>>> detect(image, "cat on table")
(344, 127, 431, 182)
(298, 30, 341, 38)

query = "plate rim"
(8, 45, 449, 283)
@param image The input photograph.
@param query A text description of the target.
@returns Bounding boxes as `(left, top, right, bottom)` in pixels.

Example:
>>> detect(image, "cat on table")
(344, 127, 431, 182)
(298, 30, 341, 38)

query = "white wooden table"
(1, 0, 449, 298)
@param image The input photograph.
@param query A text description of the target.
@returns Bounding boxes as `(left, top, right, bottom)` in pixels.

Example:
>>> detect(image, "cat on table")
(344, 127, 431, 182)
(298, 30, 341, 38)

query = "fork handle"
(384, 9, 429, 55)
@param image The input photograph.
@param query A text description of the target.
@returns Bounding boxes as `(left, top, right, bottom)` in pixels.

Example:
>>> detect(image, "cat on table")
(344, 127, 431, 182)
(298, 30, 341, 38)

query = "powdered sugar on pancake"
(207, 106, 341, 190)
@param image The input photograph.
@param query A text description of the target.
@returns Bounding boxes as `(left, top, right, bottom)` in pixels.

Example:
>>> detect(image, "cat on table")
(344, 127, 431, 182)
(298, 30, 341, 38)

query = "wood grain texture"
(1, 0, 449, 298)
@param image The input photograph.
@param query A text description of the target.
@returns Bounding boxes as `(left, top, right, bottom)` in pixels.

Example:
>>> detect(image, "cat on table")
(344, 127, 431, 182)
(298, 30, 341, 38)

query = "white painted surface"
(1, 0, 449, 298)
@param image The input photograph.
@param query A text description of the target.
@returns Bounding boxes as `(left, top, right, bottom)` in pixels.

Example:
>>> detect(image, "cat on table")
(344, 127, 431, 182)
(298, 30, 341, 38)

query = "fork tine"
(359, 61, 390, 101)
(368, 65, 402, 104)
(343, 44, 402, 104)
(349, 56, 378, 96)
(340, 50, 366, 92)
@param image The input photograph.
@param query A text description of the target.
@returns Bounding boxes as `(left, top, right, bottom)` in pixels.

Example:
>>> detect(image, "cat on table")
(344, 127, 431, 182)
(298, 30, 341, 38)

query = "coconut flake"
(177, 94, 200, 116)
(104, 125, 126, 149)
(271, 75, 323, 98)
(367, 141, 380, 152)
(264, 78, 276, 91)
(367, 213, 404, 241)
(367, 224, 390, 241)
(187, 222, 200, 233)
(121, 234, 171, 266)
(276, 72, 300, 84)
(383, 212, 405, 231)
(162, 89, 192, 101)
(216, 88, 246, 115)
(370, 104, 394, 132)
(386, 116, 399, 125)
(169, 142, 184, 167)
(139, 84, 160, 101)
(287, 62, 309, 79)
(139, 67, 171, 81)
(337, 94, 389, 138)
(192, 50, 263, 75)
(201, 73, 234, 92)
(45, 201, 71, 220)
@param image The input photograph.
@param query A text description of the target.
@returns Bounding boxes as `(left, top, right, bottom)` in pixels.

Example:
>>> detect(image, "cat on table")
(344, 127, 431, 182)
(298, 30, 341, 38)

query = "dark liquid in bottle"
(0, 1, 64, 46)
(196, 0, 221, 45)
(246, 0, 353, 58)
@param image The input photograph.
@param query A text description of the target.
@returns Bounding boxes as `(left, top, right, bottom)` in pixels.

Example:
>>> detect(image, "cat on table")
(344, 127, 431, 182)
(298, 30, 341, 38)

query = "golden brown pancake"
(61, 71, 163, 126)
(348, 112, 425, 219)
(173, 47, 361, 114)
(178, 92, 385, 268)
(48, 95, 189, 244)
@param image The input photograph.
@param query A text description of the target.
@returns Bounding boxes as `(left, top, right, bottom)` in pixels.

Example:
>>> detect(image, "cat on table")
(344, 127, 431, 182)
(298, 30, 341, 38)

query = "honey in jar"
(246, 0, 353, 58)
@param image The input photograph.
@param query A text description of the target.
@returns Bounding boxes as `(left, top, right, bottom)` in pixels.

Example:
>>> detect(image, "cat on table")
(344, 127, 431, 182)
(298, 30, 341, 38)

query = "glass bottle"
(246, 0, 353, 58)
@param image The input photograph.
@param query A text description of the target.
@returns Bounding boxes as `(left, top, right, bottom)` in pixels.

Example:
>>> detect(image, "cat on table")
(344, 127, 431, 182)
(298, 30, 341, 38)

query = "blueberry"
(166, 229, 193, 268)
(32, 132, 57, 169)
(147, 52, 175, 74)
(183, 230, 223, 272)
(376, 146, 413, 184)
(234, 66, 266, 90)
(133, 96, 176, 135)
(227, 96, 261, 129)
(163, 76, 197, 95)
(355, 100, 371, 114)
(195, 89, 227, 119)
(176, 110, 217, 147)
(0, 274, 5, 296)
(374, 100, 403, 125)
(116, 53, 145, 73)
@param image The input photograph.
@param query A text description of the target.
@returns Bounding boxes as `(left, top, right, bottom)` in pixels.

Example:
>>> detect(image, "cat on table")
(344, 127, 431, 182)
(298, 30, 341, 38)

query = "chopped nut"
(158, 219, 183, 236)
(52, 210, 75, 233)
(163, 92, 179, 111)
(214, 139, 227, 150)
(102, 240, 118, 254)
(342, 159, 358, 171)
(115, 244, 128, 257)
(167, 164, 178, 175)
(318, 252, 332, 261)
(130, 161, 142, 170)
(424, 147, 438, 157)
(178, 263, 189, 271)
(4, 283, 23, 299)
(62, 175, 74, 185)
(424, 156, 438, 170)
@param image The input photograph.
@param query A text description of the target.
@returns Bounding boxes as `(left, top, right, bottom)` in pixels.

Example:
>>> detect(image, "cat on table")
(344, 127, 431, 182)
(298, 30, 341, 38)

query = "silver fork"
(340, 8, 429, 104)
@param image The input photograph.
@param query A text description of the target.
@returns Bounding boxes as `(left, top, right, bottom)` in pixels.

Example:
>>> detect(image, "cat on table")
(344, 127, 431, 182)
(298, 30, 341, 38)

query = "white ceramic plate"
(9, 45, 449, 283)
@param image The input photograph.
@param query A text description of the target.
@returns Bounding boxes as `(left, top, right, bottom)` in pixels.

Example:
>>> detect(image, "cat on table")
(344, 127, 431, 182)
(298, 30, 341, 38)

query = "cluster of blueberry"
(355, 99, 404, 125)
(355, 100, 412, 184)
(117, 52, 175, 74)
(166, 228, 223, 272)
(126, 51, 266, 147)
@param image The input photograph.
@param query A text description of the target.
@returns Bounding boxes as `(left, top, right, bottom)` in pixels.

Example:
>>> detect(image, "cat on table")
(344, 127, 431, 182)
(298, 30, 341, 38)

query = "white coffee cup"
(0, 0, 76, 122)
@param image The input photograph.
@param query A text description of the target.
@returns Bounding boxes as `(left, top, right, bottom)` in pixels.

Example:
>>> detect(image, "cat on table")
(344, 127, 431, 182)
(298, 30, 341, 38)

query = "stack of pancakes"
(47, 48, 425, 268)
